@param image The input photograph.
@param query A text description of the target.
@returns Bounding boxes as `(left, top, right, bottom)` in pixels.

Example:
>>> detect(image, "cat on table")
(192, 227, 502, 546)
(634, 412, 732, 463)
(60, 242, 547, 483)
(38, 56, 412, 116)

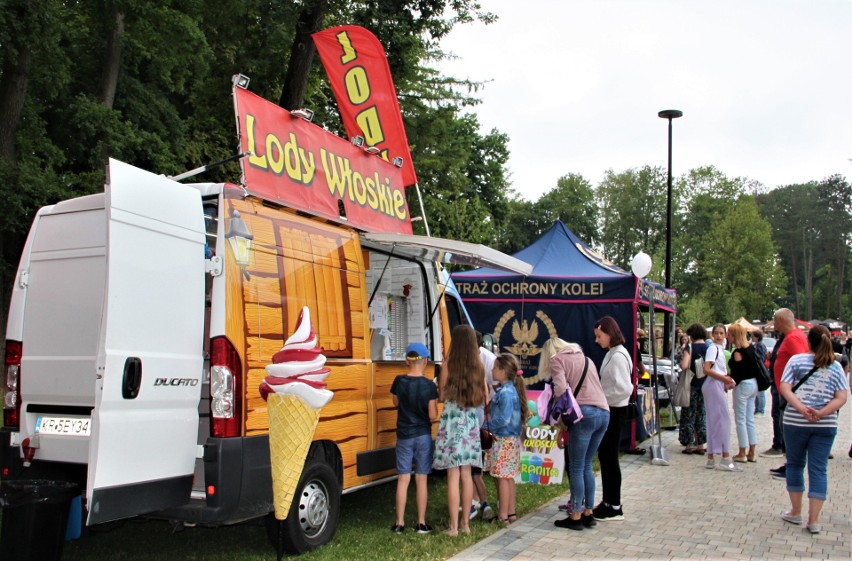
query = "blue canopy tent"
(452, 221, 676, 447)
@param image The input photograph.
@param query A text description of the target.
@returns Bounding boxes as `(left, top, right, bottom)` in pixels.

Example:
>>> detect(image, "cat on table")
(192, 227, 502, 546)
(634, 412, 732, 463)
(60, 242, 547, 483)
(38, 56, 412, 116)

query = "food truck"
(1, 83, 531, 556)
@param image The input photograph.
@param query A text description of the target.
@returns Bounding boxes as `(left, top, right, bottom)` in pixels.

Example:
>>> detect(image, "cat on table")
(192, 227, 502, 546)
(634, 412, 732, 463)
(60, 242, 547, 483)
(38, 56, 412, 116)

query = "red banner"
(233, 87, 412, 234)
(312, 25, 418, 187)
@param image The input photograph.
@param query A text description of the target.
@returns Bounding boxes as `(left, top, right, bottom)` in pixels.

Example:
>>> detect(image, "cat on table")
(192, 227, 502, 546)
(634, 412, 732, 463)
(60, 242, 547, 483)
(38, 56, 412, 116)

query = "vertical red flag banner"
(312, 25, 418, 187)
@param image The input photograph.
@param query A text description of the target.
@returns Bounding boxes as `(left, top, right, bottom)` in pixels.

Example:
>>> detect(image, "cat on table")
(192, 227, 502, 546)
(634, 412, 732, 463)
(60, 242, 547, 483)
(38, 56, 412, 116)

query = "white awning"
(361, 233, 533, 276)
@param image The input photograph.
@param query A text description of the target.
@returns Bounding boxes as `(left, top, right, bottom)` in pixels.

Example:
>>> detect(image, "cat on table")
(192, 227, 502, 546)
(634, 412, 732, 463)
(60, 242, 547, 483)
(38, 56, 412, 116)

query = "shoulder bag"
(752, 348, 773, 391)
(673, 365, 693, 407)
(480, 403, 494, 450)
(553, 357, 589, 429)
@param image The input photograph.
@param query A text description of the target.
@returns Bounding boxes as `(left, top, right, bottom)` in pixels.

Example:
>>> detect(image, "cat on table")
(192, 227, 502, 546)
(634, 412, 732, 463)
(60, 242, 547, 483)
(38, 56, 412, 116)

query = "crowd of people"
(390, 310, 849, 537)
(675, 309, 849, 533)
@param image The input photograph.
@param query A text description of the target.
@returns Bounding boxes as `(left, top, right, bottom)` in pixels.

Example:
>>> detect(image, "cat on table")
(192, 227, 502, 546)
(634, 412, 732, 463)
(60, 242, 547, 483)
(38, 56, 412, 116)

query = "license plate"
(35, 416, 91, 436)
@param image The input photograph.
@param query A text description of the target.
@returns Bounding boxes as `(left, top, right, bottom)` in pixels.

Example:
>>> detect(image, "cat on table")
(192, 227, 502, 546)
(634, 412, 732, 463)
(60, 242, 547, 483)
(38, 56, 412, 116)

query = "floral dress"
(432, 400, 482, 469)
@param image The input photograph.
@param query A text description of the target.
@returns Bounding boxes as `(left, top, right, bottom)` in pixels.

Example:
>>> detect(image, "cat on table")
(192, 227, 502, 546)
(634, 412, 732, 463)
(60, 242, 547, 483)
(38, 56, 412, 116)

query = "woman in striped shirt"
(779, 325, 848, 534)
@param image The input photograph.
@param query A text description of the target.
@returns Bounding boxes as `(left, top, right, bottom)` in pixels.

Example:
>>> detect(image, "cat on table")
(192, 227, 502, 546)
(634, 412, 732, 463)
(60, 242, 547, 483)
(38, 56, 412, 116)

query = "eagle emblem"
(506, 319, 542, 359)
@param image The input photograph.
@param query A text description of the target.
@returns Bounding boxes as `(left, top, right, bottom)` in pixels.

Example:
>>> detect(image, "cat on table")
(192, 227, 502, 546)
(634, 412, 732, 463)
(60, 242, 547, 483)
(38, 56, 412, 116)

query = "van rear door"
(86, 159, 206, 524)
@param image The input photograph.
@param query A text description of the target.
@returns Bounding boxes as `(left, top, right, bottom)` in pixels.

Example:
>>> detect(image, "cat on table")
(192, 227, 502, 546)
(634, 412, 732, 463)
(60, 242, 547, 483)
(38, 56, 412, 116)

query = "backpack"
(752, 348, 772, 391)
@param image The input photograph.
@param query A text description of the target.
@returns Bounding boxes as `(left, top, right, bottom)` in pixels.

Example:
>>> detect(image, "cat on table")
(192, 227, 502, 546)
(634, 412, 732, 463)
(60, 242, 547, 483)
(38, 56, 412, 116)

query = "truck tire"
(265, 459, 340, 554)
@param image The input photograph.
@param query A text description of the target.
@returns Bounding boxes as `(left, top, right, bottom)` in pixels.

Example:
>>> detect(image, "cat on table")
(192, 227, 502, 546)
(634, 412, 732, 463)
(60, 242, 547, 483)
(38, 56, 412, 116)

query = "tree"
(755, 177, 850, 320)
(597, 166, 667, 274)
(701, 196, 786, 321)
(673, 166, 747, 302)
(536, 174, 599, 246)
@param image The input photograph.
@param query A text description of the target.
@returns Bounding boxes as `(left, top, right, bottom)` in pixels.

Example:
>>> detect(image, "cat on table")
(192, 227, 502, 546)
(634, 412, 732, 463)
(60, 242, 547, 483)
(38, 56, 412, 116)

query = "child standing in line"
(434, 325, 487, 536)
(390, 342, 439, 534)
(483, 353, 529, 526)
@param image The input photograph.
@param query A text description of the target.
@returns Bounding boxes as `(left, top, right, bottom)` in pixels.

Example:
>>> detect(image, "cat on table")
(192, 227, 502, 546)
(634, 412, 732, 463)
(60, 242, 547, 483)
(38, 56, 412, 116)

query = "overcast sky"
(436, 0, 852, 201)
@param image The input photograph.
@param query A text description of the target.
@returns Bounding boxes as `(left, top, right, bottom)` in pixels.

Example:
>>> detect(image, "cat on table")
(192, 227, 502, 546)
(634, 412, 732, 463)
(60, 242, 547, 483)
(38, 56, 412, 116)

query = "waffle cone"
(267, 393, 321, 520)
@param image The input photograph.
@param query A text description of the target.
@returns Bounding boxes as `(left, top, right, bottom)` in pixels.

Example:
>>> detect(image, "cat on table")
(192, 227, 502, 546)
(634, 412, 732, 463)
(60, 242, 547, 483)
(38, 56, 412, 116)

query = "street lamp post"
(657, 109, 682, 358)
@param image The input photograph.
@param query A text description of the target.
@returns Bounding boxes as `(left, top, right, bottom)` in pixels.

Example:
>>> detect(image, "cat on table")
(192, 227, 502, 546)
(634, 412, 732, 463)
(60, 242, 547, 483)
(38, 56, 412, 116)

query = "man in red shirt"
(762, 308, 809, 478)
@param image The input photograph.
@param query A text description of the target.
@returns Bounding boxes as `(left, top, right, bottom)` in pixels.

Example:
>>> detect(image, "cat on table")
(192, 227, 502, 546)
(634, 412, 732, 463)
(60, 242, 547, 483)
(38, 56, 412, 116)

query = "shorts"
(396, 433, 434, 475)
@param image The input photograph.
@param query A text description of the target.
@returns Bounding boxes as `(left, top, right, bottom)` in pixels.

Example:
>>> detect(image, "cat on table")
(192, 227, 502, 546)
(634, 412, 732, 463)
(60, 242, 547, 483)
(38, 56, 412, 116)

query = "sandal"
(682, 447, 696, 454)
(442, 528, 459, 537)
(692, 448, 706, 455)
(507, 513, 518, 523)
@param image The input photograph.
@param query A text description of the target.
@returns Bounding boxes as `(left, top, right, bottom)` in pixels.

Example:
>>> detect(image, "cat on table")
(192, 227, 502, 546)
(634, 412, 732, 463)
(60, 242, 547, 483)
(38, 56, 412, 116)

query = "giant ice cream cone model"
(261, 307, 334, 520)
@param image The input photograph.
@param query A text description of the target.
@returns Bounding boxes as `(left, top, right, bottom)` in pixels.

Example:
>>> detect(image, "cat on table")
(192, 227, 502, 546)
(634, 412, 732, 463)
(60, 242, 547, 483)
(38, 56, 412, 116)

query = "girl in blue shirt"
(484, 353, 529, 525)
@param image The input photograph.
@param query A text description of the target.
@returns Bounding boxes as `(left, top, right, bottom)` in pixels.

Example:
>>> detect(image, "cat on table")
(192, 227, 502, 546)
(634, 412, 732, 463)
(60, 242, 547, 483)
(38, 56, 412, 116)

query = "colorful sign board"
(233, 87, 412, 235)
(518, 390, 565, 485)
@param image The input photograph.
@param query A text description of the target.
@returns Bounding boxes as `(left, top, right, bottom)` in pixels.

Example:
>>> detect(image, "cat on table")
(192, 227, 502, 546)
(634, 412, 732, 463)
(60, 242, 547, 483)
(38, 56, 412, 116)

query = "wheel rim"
(298, 479, 329, 538)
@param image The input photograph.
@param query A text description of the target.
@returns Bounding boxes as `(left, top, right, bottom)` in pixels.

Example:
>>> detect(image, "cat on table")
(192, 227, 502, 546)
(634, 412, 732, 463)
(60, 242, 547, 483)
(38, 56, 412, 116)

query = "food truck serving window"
(365, 251, 429, 361)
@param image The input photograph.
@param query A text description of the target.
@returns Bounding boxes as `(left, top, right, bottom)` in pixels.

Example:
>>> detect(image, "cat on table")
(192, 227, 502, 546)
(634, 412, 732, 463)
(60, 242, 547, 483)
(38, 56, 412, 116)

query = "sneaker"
(592, 503, 624, 521)
(390, 524, 405, 533)
(705, 459, 716, 469)
(717, 460, 743, 472)
(760, 447, 785, 457)
(806, 523, 822, 534)
(780, 511, 802, 525)
(414, 523, 433, 534)
(481, 503, 495, 521)
(770, 465, 786, 479)
(554, 516, 584, 531)
(558, 503, 572, 513)
(581, 513, 597, 527)
(469, 504, 479, 520)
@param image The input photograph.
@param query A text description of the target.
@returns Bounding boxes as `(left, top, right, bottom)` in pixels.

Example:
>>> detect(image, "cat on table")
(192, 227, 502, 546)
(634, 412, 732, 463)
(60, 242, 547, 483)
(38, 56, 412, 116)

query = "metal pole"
(413, 183, 431, 237)
(665, 118, 673, 291)
(648, 290, 669, 466)
(658, 109, 682, 358)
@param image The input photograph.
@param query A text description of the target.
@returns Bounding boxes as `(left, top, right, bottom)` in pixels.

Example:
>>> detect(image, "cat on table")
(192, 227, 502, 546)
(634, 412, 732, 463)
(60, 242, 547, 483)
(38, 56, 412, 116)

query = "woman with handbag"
(677, 323, 709, 455)
(779, 325, 848, 534)
(727, 323, 760, 463)
(591, 316, 633, 522)
(550, 341, 610, 531)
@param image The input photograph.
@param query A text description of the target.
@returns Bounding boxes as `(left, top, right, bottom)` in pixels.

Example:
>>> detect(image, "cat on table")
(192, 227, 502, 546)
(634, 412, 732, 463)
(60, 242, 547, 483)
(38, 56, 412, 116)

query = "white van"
(1, 158, 530, 555)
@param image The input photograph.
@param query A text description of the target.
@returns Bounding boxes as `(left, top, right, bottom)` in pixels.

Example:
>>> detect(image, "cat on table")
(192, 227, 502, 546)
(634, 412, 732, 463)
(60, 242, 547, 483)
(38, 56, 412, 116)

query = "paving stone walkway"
(449, 395, 851, 561)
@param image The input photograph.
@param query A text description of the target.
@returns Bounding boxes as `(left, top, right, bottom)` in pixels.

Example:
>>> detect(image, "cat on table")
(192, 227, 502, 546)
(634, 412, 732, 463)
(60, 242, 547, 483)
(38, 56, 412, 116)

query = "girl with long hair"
(483, 353, 529, 525)
(779, 325, 848, 533)
(434, 325, 487, 536)
(702, 323, 738, 471)
(727, 323, 759, 462)
(550, 341, 610, 531)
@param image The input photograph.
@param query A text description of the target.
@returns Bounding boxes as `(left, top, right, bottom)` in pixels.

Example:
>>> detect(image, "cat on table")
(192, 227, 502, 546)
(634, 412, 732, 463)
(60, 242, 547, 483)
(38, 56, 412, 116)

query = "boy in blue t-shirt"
(390, 342, 438, 534)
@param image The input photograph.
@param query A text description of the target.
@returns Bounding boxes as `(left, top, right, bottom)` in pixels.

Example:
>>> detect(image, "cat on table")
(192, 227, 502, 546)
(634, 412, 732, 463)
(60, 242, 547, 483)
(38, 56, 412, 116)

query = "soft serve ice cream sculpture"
(261, 306, 334, 520)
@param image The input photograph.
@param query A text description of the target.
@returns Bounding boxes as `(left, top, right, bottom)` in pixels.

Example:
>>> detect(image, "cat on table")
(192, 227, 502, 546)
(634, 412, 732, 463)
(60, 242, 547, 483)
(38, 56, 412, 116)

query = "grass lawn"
(53, 472, 569, 561)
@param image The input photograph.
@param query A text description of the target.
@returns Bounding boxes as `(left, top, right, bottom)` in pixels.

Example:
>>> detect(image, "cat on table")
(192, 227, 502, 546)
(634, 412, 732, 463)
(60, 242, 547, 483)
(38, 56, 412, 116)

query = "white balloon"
(631, 251, 653, 278)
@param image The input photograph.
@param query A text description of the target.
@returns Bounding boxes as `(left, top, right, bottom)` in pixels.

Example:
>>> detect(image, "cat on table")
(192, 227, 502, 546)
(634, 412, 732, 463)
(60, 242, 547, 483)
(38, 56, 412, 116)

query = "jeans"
(568, 405, 610, 512)
(732, 379, 758, 448)
(769, 383, 785, 451)
(754, 389, 766, 414)
(598, 405, 627, 506)
(783, 423, 837, 500)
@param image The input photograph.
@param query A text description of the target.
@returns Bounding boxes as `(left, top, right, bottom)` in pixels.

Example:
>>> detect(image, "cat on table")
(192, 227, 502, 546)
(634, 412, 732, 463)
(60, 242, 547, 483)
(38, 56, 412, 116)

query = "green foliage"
(700, 196, 786, 320)
(677, 294, 714, 328)
(756, 176, 852, 320)
(597, 166, 668, 275)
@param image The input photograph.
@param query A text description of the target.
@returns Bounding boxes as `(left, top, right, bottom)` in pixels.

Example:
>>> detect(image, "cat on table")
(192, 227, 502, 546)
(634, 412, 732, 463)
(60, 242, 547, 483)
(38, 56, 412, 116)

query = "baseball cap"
(405, 342, 430, 359)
